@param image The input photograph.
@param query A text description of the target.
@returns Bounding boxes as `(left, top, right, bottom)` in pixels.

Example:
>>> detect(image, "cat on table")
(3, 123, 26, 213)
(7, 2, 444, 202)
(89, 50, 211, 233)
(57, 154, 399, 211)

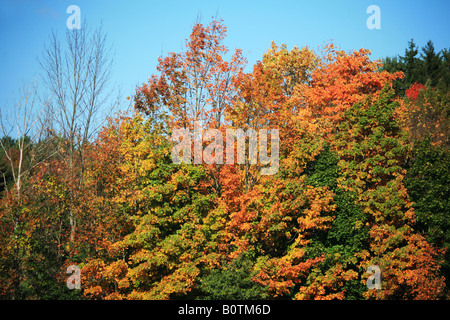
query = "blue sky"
(1, 0, 449, 120)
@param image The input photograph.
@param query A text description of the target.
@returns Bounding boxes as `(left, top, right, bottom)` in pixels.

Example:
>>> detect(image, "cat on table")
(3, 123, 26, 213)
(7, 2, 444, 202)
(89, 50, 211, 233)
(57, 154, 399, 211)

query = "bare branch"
(0, 80, 44, 197)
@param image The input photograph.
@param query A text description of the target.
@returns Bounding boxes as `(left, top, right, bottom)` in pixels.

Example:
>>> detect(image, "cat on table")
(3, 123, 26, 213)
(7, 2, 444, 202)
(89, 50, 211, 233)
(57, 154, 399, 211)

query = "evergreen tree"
(403, 39, 422, 88)
(382, 55, 405, 95)
(421, 40, 443, 87)
(382, 39, 450, 94)
(440, 48, 450, 87)
(405, 138, 450, 295)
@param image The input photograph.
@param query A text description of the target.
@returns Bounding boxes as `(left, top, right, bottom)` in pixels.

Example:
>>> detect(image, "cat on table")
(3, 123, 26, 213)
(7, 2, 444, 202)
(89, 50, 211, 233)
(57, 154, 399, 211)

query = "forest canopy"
(0, 19, 449, 300)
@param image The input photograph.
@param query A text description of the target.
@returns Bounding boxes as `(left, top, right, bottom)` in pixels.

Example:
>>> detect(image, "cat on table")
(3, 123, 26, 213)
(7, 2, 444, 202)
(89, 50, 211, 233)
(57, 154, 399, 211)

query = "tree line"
(0, 19, 449, 300)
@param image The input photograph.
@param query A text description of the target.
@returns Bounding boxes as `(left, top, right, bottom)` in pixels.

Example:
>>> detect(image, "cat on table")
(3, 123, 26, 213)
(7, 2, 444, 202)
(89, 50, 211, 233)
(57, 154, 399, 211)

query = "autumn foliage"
(1, 19, 448, 300)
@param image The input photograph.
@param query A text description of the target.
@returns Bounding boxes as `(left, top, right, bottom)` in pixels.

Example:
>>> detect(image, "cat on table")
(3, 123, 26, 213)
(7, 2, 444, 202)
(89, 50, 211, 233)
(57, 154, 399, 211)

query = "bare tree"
(40, 23, 117, 152)
(39, 23, 117, 240)
(0, 81, 48, 198)
(0, 80, 53, 300)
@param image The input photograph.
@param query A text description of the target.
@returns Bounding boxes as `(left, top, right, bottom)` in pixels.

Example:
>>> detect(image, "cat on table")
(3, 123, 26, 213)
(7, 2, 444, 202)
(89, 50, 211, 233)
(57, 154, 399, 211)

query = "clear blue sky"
(1, 0, 449, 120)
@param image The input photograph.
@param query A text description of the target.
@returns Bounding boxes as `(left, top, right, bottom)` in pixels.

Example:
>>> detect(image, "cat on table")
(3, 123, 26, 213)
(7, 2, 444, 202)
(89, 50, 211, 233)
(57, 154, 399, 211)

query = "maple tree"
(332, 87, 446, 299)
(80, 113, 219, 299)
(402, 83, 449, 147)
(382, 40, 450, 295)
(405, 82, 426, 101)
(134, 19, 246, 130)
(294, 45, 402, 124)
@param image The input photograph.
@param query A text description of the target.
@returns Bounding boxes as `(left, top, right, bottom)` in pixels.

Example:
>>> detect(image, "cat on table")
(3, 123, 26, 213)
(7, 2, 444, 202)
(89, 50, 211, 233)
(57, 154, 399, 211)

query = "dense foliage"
(0, 20, 448, 300)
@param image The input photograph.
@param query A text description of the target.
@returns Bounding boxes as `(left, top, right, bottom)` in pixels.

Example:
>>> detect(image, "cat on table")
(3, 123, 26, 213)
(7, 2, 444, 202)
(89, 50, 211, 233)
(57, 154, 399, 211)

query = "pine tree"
(402, 39, 422, 88)
(421, 40, 443, 87)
